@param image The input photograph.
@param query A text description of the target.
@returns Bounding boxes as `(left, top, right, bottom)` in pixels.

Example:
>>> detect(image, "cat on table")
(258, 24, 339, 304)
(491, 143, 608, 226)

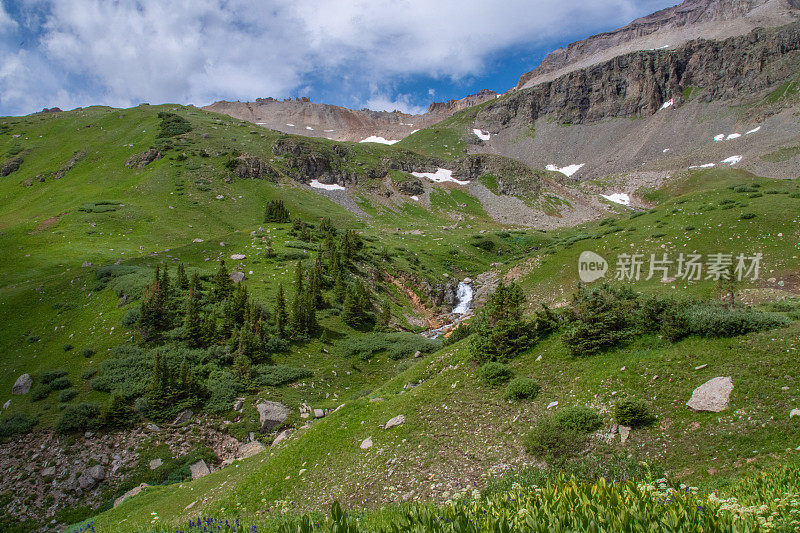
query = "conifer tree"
(275, 283, 288, 338)
(214, 260, 234, 301)
(184, 289, 203, 348)
(177, 263, 189, 290)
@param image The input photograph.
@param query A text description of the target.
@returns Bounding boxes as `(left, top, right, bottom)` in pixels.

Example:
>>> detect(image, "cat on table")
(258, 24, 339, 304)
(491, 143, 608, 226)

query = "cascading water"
(452, 281, 474, 315)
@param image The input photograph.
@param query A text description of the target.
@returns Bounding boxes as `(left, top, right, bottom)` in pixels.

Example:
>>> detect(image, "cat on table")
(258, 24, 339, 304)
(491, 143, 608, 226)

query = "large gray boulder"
(687, 377, 734, 412)
(12, 374, 32, 395)
(171, 409, 193, 425)
(384, 415, 406, 429)
(256, 401, 290, 431)
(238, 441, 266, 459)
(189, 460, 210, 479)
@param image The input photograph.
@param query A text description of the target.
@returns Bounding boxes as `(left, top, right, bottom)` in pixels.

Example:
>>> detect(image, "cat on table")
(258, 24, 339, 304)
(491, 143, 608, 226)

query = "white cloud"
(365, 93, 427, 115)
(0, 0, 673, 115)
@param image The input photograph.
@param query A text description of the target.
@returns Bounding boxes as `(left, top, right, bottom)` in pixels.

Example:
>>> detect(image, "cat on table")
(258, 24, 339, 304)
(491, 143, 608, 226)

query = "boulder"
(77, 473, 97, 491)
(149, 458, 162, 470)
(313, 409, 325, 419)
(384, 415, 406, 429)
(114, 483, 149, 508)
(256, 401, 290, 431)
(87, 465, 105, 481)
(238, 441, 266, 459)
(360, 437, 373, 449)
(619, 425, 631, 444)
(189, 460, 210, 480)
(12, 374, 32, 395)
(42, 466, 56, 477)
(272, 429, 293, 446)
(230, 254, 246, 260)
(687, 377, 734, 412)
(790, 408, 800, 419)
(233, 398, 244, 411)
(230, 271, 246, 283)
(171, 409, 193, 425)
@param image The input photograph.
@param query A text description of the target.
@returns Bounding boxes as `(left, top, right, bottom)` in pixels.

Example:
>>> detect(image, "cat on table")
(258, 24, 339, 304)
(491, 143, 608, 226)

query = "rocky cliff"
(481, 22, 800, 128)
(516, 0, 800, 89)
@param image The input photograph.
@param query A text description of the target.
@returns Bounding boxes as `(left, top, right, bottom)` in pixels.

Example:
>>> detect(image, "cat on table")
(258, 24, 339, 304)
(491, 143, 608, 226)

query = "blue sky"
(0, 0, 675, 117)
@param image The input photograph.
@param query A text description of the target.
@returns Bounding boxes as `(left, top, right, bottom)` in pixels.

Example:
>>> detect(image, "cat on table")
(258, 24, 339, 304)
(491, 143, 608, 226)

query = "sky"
(0, 0, 676, 117)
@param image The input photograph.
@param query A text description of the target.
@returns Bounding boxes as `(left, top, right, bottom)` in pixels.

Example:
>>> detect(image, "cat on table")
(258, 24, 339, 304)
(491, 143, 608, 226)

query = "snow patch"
(472, 128, 491, 141)
(309, 179, 345, 191)
(689, 163, 716, 170)
(410, 195, 419, 201)
(305, 126, 314, 130)
(726, 133, 741, 140)
(409, 129, 420, 134)
(546, 163, 584, 177)
(411, 168, 469, 185)
(659, 98, 674, 110)
(359, 136, 400, 145)
(600, 193, 630, 206)
(745, 126, 761, 135)
(714, 134, 725, 142)
(286, 123, 295, 127)
(663, 148, 670, 153)
(720, 155, 742, 165)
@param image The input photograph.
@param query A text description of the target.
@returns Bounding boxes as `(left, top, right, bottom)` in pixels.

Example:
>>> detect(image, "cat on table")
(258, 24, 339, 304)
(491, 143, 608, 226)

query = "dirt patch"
(29, 212, 66, 234)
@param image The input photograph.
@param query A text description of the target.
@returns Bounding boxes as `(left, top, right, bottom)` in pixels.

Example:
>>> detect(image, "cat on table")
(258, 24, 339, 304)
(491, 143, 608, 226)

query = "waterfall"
(452, 282, 473, 315)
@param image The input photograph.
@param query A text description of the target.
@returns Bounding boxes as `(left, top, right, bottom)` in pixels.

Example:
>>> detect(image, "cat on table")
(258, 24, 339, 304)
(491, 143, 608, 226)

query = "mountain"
(515, 0, 800, 89)
(203, 89, 498, 144)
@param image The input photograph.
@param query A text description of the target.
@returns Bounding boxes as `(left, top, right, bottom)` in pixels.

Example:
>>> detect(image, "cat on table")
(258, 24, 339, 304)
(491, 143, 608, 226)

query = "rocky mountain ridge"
(515, 0, 800, 89)
(203, 89, 497, 144)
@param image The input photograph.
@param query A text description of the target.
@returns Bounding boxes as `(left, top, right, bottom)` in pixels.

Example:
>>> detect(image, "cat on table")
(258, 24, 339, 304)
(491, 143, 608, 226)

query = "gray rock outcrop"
(12, 374, 32, 395)
(256, 401, 290, 431)
(189, 460, 210, 480)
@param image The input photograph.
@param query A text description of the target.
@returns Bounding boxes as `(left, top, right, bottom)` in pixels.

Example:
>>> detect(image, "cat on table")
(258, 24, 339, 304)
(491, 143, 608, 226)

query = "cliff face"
(516, 0, 800, 89)
(203, 90, 496, 143)
(480, 22, 800, 128)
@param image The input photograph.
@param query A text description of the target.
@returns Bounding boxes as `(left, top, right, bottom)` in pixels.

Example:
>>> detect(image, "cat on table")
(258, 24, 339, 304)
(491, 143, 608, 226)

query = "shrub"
(55, 402, 102, 433)
(81, 368, 98, 380)
(524, 406, 603, 460)
(30, 383, 52, 401)
(504, 377, 541, 401)
(58, 388, 78, 403)
(444, 323, 471, 345)
(471, 282, 533, 363)
(157, 112, 192, 137)
(206, 371, 244, 414)
(63, 343, 74, 352)
(81, 347, 96, 358)
(90, 345, 152, 400)
(253, 365, 313, 387)
(479, 362, 514, 386)
(615, 399, 655, 427)
(739, 212, 757, 220)
(121, 307, 141, 327)
(683, 304, 790, 337)
(40, 369, 67, 384)
(0, 413, 37, 439)
(563, 285, 638, 356)
(49, 376, 72, 391)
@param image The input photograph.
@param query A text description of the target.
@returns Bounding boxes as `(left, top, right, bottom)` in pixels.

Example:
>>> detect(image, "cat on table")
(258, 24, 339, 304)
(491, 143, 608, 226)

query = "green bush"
(504, 377, 541, 401)
(253, 365, 312, 387)
(157, 112, 192, 137)
(30, 383, 52, 402)
(81, 368, 98, 380)
(63, 343, 74, 352)
(49, 376, 72, 391)
(563, 285, 638, 356)
(55, 402, 102, 433)
(205, 371, 244, 414)
(40, 369, 67, 384)
(479, 362, 514, 386)
(58, 388, 79, 403)
(0, 413, 38, 438)
(615, 399, 655, 427)
(525, 406, 603, 460)
(683, 305, 790, 337)
(81, 347, 96, 358)
(444, 323, 471, 345)
(471, 282, 533, 363)
(90, 346, 152, 400)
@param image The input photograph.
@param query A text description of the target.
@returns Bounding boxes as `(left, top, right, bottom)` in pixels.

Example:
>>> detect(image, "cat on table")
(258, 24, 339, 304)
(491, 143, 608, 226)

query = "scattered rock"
(413, 351, 422, 358)
(87, 465, 105, 481)
(360, 437, 373, 449)
(41, 466, 56, 477)
(3, 399, 10, 409)
(124, 149, 162, 169)
(189, 460, 210, 480)
(233, 399, 244, 411)
(619, 425, 631, 444)
(171, 409, 193, 425)
(313, 409, 325, 419)
(114, 483, 149, 508)
(12, 374, 32, 395)
(687, 377, 734, 412)
(230, 254, 246, 260)
(149, 459, 162, 470)
(145, 422, 160, 432)
(192, 238, 204, 243)
(238, 441, 266, 459)
(790, 408, 800, 419)
(229, 271, 245, 283)
(384, 415, 406, 429)
(369, 398, 384, 403)
(256, 401, 290, 431)
(547, 401, 559, 409)
(81, 261, 93, 267)
(694, 364, 707, 370)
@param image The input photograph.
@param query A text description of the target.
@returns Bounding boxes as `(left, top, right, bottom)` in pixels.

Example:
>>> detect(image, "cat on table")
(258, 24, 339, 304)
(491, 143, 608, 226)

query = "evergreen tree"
(138, 267, 168, 339)
(341, 279, 373, 328)
(333, 269, 346, 303)
(184, 289, 203, 348)
(470, 282, 533, 364)
(160, 264, 171, 299)
(201, 313, 218, 346)
(289, 261, 306, 333)
(275, 283, 288, 337)
(264, 199, 290, 223)
(342, 229, 363, 262)
(213, 260, 234, 301)
(177, 263, 189, 290)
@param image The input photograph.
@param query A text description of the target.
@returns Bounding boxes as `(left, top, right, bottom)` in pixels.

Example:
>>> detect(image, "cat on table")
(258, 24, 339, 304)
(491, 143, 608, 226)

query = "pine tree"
(177, 263, 189, 290)
(213, 260, 234, 301)
(201, 313, 217, 346)
(184, 289, 203, 348)
(264, 199, 290, 223)
(333, 270, 346, 303)
(341, 279, 373, 328)
(275, 283, 287, 338)
(160, 264, 171, 299)
(289, 261, 306, 333)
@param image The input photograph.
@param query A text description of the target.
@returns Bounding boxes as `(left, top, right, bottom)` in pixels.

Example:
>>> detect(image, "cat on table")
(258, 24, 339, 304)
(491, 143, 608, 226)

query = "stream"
(423, 281, 473, 338)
